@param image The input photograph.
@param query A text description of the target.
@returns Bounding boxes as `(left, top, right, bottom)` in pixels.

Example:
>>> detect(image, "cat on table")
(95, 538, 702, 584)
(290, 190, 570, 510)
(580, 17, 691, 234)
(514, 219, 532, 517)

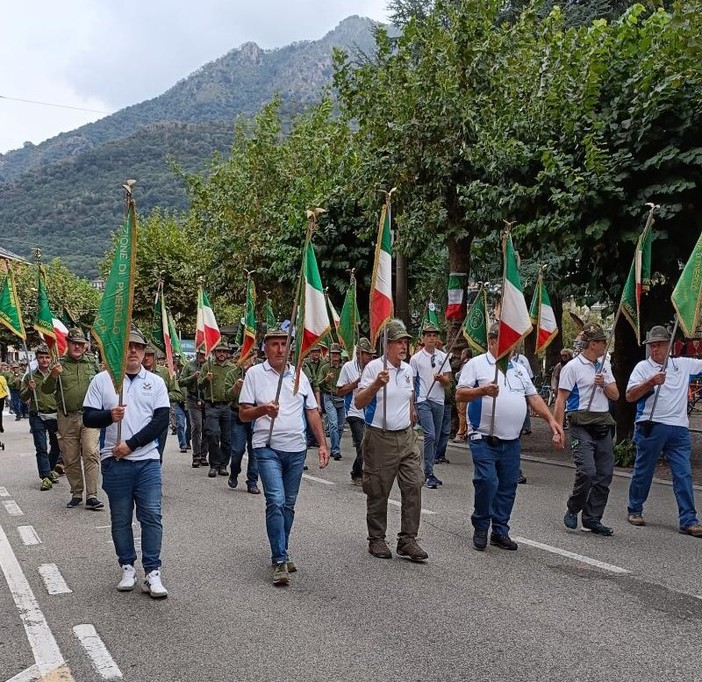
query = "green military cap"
(582, 323, 607, 343)
(357, 337, 377, 355)
(144, 344, 157, 355)
(422, 323, 441, 334)
(643, 325, 670, 345)
(66, 327, 88, 344)
(214, 340, 230, 351)
(264, 325, 289, 341)
(35, 344, 51, 355)
(329, 343, 342, 354)
(385, 319, 412, 342)
(128, 328, 147, 346)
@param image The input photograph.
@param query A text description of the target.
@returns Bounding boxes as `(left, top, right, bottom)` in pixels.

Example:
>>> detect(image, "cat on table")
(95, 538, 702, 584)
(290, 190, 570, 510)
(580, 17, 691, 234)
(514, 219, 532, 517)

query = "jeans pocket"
(101, 456, 113, 473)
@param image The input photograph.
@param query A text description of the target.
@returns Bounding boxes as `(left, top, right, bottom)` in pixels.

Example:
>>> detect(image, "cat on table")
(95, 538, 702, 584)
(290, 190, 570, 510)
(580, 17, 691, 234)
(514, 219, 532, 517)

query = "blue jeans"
(230, 410, 258, 487)
(101, 457, 163, 573)
(254, 447, 306, 564)
(629, 423, 698, 529)
(416, 400, 444, 478)
(469, 436, 521, 535)
(174, 403, 188, 448)
(435, 404, 452, 461)
(29, 412, 60, 479)
(322, 393, 345, 456)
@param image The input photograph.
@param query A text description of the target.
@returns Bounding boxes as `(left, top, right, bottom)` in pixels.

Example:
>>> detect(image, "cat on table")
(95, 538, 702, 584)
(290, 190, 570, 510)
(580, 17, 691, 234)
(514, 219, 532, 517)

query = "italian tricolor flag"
(446, 273, 465, 320)
(195, 287, 221, 355)
(294, 242, 330, 391)
(529, 273, 558, 354)
(369, 202, 393, 347)
(496, 234, 533, 362)
(238, 278, 257, 366)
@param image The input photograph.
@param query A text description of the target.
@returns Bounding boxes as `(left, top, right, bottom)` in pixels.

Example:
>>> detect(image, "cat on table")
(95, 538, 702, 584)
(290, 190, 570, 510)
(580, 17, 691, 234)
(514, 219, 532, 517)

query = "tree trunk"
(395, 252, 409, 327)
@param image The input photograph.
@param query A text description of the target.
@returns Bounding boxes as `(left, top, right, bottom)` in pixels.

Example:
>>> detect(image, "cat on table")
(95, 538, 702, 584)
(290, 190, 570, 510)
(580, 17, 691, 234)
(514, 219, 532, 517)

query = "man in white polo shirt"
(239, 326, 329, 586)
(410, 323, 452, 490)
(626, 324, 702, 536)
(457, 324, 563, 551)
(355, 319, 428, 562)
(83, 328, 170, 598)
(554, 323, 619, 536)
(336, 337, 376, 486)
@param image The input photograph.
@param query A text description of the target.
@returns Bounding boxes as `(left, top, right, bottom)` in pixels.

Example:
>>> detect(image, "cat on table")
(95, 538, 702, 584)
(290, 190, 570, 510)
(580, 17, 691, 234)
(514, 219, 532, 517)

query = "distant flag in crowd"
(0, 263, 26, 340)
(421, 298, 440, 330)
(92, 192, 137, 393)
(195, 286, 221, 355)
(151, 283, 174, 374)
(672, 227, 702, 339)
(462, 285, 488, 354)
(529, 271, 558, 354)
(294, 241, 330, 392)
(61, 305, 79, 330)
(369, 194, 394, 348)
(446, 273, 466, 321)
(34, 265, 64, 355)
(496, 233, 532, 369)
(338, 271, 360, 353)
(239, 277, 257, 366)
(263, 295, 277, 328)
(167, 309, 182, 356)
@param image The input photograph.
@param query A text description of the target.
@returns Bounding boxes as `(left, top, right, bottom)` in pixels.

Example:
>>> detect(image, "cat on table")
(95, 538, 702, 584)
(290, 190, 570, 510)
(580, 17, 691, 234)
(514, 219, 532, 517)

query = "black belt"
(366, 424, 411, 434)
(205, 401, 228, 406)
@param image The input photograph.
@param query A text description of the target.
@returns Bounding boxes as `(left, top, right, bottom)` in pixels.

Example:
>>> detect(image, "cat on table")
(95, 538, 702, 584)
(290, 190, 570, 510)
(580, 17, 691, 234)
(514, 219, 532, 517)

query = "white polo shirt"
(457, 353, 536, 440)
(628, 356, 702, 427)
(558, 354, 614, 413)
(410, 348, 450, 404)
(240, 360, 317, 451)
(357, 356, 415, 430)
(512, 353, 534, 379)
(337, 360, 364, 420)
(83, 368, 169, 461)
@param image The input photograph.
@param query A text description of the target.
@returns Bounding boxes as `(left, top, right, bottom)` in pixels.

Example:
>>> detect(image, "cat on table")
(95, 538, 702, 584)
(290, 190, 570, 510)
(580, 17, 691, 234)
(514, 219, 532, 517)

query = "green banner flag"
(263, 296, 276, 328)
(167, 309, 182, 356)
(61, 305, 79, 330)
(421, 300, 440, 331)
(151, 287, 166, 353)
(338, 273, 359, 352)
(239, 278, 257, 365)
(92, 197, 137, 394)
(462, 285, 488, 354)
(620, 216, 653, 344)
(34, 265, 56, 341)
(672, 229, 702, 338)
(0, 267, 26, 340)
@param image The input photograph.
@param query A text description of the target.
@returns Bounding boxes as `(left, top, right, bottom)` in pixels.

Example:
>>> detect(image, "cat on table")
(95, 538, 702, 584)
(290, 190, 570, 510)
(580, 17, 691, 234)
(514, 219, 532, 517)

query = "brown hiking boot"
(627, 514, 645, 526)
(679, 524, 702, 537)
(368, 538, 392, 559)
(396, 538, 428, 562)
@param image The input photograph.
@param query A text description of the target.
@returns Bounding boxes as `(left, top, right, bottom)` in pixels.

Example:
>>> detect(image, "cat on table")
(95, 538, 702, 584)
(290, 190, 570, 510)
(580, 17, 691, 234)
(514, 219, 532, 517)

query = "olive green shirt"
(225, 365, 245, 409)
(179, 360, 203, 400)
(197, 359, 234, 402)
(21, 369, 58, 414)
(303, 359, 323, 391)
(41, 354, 97, 413)
(151, 365, 182, 402)
(317, 361, 342, 395)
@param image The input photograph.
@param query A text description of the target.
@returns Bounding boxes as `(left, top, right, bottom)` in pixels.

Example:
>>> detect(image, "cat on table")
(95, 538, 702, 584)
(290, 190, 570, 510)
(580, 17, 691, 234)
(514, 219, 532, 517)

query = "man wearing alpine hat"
(626, 324, 702, 536)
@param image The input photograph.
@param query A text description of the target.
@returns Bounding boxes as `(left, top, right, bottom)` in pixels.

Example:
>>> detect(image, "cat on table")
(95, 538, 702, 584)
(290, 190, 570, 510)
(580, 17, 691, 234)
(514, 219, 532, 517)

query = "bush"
(614, 438, 636, 467)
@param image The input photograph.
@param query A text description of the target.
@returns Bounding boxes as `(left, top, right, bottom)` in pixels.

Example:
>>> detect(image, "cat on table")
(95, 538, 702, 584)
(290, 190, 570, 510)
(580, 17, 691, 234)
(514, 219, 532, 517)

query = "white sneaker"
(117, 564, 136, 592)
(142, 569, 168, 598)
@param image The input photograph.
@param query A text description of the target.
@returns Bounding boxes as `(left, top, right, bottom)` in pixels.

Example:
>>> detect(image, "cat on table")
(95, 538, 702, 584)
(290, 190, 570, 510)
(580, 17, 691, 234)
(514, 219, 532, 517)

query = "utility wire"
(0, 94, 111, 115)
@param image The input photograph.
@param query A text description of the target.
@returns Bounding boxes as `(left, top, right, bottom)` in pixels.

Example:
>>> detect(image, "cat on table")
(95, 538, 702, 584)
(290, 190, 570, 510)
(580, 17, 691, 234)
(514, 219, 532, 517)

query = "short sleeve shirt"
(558, 354, 614, 413)
(337, 360, 363, 420)
(83, 369, 169, 461)
(357, 357, 414, 430)
(410, 348, 450, 404)
(457, 352, 537, 440)
(240, 361, 317, 451)
(628, 356, 702, 426)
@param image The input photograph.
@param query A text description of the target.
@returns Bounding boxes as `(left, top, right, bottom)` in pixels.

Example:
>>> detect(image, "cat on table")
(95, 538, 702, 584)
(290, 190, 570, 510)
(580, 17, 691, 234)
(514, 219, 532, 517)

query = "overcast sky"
(0, 0, 389, 154)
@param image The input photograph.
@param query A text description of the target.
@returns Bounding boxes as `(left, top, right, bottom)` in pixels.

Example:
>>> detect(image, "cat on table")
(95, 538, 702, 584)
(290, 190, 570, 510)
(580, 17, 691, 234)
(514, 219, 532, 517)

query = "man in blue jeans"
(318, 343, 345, 461)
(239, 326, 329, 586)
(21, 345, 60, 491)
(625, 324, 702, 536)
(457, 325, 564, 551)
(83, 328, 171, 597)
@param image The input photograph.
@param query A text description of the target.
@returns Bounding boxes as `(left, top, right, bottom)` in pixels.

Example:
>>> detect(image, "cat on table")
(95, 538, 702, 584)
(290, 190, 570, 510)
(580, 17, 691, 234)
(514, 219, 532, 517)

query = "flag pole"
(21, 340, 39, 410)
(489, 225, 513, 441)
(265, 209, 320, 446)
(381, 189, 396, 432)
(323, 287, 339, 345)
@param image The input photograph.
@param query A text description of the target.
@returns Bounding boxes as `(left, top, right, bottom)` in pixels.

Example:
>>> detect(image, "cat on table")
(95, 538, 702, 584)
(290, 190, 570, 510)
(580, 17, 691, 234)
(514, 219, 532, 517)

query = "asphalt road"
(1, 415, 702, 682)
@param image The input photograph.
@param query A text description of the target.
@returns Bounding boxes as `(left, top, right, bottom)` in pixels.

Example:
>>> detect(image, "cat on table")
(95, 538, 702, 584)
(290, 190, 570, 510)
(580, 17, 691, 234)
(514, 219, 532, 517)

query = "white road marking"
(38, 564, 72, 595)
(17, 526, 41, 546)
(513, 536, 630, 574)
(0, 486, 9, 496)
(3, 500, 23, 516)
(5, 664, 39, 682)
(387, 498, 436, 515)
(302, 474, 335, 485)
(73, 624, 123, 680)
(0, 524, 72, 679)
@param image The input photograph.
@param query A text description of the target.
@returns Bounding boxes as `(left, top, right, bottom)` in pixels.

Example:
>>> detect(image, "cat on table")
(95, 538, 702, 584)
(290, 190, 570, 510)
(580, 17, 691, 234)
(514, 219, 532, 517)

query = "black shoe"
(208, 467, 218, 478)
(247, 484, 261, 495)
(563, 510, 578, 529)
(518, 474, 527, 484)
(490, 533, 518, 550)
(179, 447, 187, 453)
(218, 466, 229, 477)
(425, 476, 439, 490)
(582, 522, 614, 536)
(331, 453, 342, 461)
(473, 529, 488, 551)
(303, 464, 309, 471)
(434, 457, 450, 464)
(85, 497, 105, 511)
(66, 497, 83, 508)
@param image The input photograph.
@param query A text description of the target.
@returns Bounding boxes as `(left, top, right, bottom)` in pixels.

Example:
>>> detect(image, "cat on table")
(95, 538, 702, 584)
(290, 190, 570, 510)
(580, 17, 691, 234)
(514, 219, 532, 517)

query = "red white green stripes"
(529, 274, 558, 353)
(195, 287, 221, 355)
(369, 202, 393, 347)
